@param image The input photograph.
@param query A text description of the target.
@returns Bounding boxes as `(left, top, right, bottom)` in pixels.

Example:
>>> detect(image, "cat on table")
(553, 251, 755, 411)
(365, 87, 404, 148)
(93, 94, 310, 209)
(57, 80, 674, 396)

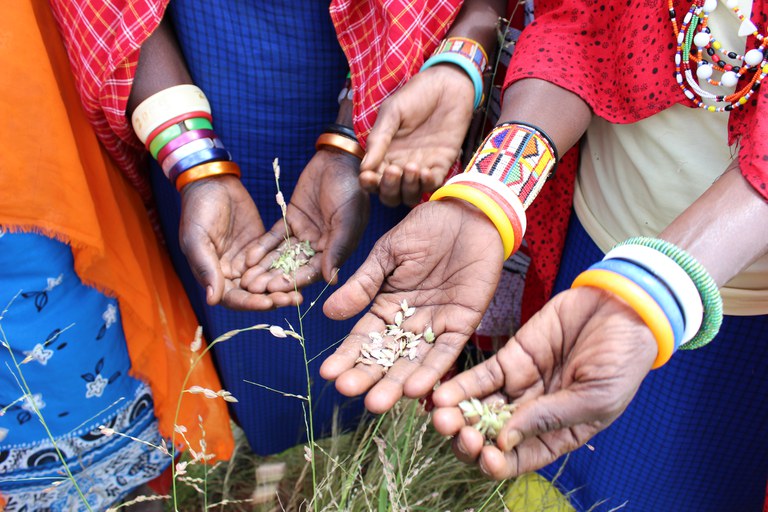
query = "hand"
(240, 149, 370, 295)
(320, 198, 504, 413)
(179, 175, 301, 310)
(360, 64, 475, 206)
(431, 286, 658, 479)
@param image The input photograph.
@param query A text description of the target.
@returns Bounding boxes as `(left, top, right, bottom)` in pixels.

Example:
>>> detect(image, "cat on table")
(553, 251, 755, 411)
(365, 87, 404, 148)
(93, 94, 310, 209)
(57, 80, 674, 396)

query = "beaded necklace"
(669, 0, 768, 111)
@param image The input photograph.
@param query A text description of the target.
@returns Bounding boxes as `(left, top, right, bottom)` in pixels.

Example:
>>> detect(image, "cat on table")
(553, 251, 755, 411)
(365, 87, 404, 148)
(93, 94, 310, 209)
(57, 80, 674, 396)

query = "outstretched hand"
(240, 150, 369, 296)
(320, 198, 504, 413)
(179, 175, 301, 310)
(360, 64, 476, 206)
(431, 286, 658, 479)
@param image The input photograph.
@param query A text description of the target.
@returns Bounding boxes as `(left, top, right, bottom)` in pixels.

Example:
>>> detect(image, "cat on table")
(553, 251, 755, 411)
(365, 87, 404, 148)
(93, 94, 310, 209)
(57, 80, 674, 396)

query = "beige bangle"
(315, 133, 365, 160)
(131, 84, 211, 144)
(175, 161, 241, 192)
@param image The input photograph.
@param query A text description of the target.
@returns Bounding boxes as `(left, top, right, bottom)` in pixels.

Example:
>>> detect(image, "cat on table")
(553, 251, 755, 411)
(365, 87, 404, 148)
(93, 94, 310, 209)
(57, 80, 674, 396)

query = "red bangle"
(459, 181, 524, 254)
(144, 110, 213, 150)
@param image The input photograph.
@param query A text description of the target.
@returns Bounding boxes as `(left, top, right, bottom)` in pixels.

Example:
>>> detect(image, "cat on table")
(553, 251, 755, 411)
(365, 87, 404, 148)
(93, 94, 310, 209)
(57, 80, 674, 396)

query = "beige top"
(573, 0, 768, 316)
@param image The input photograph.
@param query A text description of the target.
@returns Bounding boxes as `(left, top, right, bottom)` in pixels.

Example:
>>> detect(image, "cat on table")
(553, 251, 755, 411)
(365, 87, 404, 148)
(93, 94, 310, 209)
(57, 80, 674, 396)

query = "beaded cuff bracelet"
(421, 37, 488, 109)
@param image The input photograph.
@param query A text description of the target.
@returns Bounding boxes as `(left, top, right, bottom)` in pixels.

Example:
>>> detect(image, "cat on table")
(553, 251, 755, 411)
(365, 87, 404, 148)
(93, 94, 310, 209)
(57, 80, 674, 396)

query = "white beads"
(739, 19, 758, 37)
(725, 0, 738, 8)
(693, 32, 711, 48)
(744, 48, 764, 67)
(696, 63, 714, 79)
(702, 0, 718, 12)
(721, 70, 740, 87)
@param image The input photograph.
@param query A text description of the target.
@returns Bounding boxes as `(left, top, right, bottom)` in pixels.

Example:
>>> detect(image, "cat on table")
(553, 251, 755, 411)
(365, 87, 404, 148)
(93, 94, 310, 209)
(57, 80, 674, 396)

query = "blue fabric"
(539, 215, 768, 512)
(153, 0, 408, 455)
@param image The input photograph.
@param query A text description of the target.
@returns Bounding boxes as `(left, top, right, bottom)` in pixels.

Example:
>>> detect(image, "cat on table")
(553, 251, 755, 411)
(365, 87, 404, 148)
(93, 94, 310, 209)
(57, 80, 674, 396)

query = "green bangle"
(420, 53, 483, 109)
(149, 117, 214, 159)
(615, 237, 723, 349)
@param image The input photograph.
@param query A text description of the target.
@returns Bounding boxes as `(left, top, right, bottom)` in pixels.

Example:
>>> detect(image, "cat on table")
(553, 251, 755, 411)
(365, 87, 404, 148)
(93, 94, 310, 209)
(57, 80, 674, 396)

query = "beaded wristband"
(156, 128, 217, 165)
(430, 183, 516, 258)
(445, 172, 527, 235)
(132, 85, 212, 144)
(175, 161, 242, 192)
(614, 237, 722, 349)
(572, 269, 676, 369)
(422, 37, 488, 110)
(604, 244, 703, 345)
(589, 259, 685, 349)
(316, 132, 365, 160)
(168, 147, 231, 183)
(462, 122, 558, 209)
(149, 117, 214, 159)
(162, 137, 224, 177)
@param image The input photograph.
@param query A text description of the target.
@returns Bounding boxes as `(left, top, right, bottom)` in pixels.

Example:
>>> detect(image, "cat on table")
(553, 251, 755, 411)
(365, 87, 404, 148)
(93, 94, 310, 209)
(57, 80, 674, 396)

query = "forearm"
(446, 0, 507, 54)
(660, 164, 768, 287)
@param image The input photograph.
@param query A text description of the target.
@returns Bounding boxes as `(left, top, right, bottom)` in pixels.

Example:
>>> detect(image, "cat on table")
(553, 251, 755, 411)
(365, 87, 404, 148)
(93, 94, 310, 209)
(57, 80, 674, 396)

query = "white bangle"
(603, 244, 703, 344)
(446, 172, 527, 235)
(131, 84, 211, 144)
(161, 137, 222, 177)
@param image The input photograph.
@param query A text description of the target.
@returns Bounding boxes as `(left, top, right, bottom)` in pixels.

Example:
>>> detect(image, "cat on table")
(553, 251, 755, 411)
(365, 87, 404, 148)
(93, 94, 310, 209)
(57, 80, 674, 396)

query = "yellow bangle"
(175, 161, 242, 192)
(315, 133, 365, 160)
(571, 269, 675, 369)
(429, 183, 515, 258)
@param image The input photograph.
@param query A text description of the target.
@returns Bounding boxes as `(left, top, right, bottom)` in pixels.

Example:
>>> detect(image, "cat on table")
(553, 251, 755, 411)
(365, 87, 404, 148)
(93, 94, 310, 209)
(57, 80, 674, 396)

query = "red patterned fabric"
(330, 0, 464, 146)
(47, 0, 169, 206)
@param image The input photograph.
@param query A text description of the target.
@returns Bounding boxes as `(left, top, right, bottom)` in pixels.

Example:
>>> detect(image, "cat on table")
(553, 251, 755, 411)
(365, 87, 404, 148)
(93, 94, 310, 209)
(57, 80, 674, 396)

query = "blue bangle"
(589, 258, 686, 349)
(168, 147, 232, 184)
(421, 53, 483, 109)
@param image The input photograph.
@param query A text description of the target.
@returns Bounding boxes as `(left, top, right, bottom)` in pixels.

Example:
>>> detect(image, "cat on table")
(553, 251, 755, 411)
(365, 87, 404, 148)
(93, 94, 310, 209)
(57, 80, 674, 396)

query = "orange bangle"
(175, 161, 241, 192)
(571, 269, 675, 369)
(315, 133, 365, 160)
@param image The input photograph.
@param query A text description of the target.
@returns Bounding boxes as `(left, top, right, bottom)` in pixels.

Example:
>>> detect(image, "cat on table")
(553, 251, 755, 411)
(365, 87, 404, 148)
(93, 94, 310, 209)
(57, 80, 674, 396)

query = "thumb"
(322, 237, 395, 320)
(361, 102, 401, 174)
(181, 234, 226, 306)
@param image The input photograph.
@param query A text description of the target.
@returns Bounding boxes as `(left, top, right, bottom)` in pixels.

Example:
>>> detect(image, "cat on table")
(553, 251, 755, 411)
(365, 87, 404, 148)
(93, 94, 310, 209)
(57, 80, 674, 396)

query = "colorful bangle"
(604, 244, 703, 345)
(572, 269, 676, 369)
(463, 122, 558, 209)
(589, 259, 685, 349)
(421, 52, 484, 109)
(132, 85, 212, 144)
(430, 183, 516, 259)
(143, 111, 212, 150)
(455, 181, 524, 255)
(422, 37, 488, 110)
(315, 132, 365, 160)
(614, 237, 722, 350)
(175, 161, 242, 192)
(156, 128, 217, 165)
(445, 171, 527, 235)
(161, 137, 223, 177)
(149, 117, 214, 159)
(168, 147, 231, 184)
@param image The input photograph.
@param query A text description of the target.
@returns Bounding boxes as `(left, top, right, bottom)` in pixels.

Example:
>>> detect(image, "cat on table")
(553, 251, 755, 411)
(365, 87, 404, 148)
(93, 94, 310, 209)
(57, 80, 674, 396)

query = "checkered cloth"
(330, 0, 462, 146)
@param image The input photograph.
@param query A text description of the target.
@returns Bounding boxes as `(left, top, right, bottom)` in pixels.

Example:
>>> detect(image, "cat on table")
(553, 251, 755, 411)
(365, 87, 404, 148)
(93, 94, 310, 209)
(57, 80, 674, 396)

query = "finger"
(432, 406, 467, 436)
(245, 221, 288, 268)
(219, 287, 303, 311)
(378, 165, 404, 207)
(403, 331, 468, 398)
(359, 170, 382, 193)
(431, 356, 506, 408)
(322, 238, 396, 320)
(181, 236, 225, 306)
(319, 311, 389, 380)
(322, 214, 366, 285)
(401, 164, 422, 206)
(360, 102, 401, 174)
(453, 425, 487, 464)
(421, 167, 441, 192)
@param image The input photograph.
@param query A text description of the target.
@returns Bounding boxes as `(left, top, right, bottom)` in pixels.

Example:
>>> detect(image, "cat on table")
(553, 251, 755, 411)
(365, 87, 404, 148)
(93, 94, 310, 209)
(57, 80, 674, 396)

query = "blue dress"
(150, 0, 408, 455)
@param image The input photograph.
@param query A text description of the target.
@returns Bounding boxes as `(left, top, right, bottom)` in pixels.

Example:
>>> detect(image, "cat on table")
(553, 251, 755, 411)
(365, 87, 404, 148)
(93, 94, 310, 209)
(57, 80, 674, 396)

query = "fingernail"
(206, 286, 213, 300)
(455, 436, 468, 456)
(506, 429, 523, 449)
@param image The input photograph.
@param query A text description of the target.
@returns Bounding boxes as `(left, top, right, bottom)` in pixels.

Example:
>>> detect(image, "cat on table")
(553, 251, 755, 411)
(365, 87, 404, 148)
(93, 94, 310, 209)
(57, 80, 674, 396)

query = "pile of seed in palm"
(458, 398, 517, 441)
(270, 239, 315, 277)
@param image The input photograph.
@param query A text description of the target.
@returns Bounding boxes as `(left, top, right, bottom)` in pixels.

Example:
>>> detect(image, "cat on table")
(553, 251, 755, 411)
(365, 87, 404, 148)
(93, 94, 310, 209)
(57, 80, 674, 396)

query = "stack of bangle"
(421, 37, 488, 109)
(428, 122, 558, 260)
(315, 123, 365, 160)
(571, 237, 723, 369)
(131, 84, 240, 192)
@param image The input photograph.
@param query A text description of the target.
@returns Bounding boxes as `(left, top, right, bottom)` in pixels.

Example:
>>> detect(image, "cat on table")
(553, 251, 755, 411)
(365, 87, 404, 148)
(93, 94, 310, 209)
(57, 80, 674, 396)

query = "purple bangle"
(156, 128, 216, 164)
(168, 147, 232, 184)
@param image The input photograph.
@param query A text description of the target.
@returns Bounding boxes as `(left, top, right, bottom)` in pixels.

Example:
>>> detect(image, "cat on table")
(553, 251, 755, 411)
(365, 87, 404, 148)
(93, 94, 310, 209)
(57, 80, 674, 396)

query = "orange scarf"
(0, 1, 232, 461)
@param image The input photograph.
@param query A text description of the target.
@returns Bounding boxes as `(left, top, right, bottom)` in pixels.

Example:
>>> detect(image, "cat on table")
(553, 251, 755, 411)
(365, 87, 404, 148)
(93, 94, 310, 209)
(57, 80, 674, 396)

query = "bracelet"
(452, 181, 524, 255)
(144, 111, 212, 151)
(445, 172, 527, 235)
(315, 132, 365, 160)
(604, 244, 703, 345)
(463, 122, 558, 209)
(337, 75, 354, 104)
(614, 237, 722, 349)
(175, 161, 242, 192)
(589, 259, 685, 349)
(422, 37, 488, 110)
(149, 117, 214, 159)
(161, 137, 223, 177)
(156, 128, 217, 165)
(430, 183, 516, 259)
(132, 85, 212, 144)
(168, 147, 231, 183)
(572, 269, 676, 369)
(324, 123, 358, 141)
(421, 52, 484, 109)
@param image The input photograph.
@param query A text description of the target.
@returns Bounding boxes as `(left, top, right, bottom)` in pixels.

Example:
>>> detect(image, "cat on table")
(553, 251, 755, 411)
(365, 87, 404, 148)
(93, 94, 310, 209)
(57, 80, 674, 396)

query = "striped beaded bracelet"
(421, 37, 488, 109)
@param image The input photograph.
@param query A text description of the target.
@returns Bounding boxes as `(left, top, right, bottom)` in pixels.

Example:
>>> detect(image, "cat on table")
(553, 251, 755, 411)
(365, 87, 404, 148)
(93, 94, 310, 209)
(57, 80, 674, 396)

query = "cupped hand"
(431, 286, 658, 479)
(240, 149, 369, 295)
(320, 198, 504, 414)
(360, 64, 476, 207)
(179, 175, 301, 310)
